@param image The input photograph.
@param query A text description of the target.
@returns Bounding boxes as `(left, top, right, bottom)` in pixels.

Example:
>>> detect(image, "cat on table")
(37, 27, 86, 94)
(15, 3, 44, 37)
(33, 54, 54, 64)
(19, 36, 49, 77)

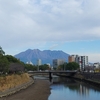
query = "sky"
(0, 0, 100, 63)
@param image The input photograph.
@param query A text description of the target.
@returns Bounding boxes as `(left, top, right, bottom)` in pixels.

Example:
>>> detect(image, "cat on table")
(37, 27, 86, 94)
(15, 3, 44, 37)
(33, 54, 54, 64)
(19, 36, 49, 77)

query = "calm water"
(48, 76, 100, 100)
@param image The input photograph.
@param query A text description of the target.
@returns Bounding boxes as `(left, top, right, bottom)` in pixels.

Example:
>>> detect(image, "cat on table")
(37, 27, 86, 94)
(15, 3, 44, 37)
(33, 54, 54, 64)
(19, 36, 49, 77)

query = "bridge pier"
(49, 72, 52, 79)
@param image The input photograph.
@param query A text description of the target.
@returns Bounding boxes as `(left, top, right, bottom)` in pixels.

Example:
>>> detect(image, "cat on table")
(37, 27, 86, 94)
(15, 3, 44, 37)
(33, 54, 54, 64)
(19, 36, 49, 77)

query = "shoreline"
(56, 73, 100, 87)
(1, 79, 51, 100)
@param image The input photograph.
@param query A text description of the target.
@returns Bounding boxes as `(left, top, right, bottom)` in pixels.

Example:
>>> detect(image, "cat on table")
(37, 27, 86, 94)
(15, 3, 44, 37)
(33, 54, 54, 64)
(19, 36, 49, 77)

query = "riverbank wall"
(73, 72, 100, 86)
(56, 72, 100, 87)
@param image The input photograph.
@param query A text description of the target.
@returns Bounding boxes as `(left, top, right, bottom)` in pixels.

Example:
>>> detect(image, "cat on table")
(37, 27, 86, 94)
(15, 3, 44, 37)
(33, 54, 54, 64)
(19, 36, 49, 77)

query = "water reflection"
(48, 76, 100, 100)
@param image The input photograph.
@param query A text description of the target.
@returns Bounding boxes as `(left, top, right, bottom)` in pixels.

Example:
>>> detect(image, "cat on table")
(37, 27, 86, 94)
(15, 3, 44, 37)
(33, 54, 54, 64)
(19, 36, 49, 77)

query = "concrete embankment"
(73, 72, 100, 86)
(56, 72, 100, 86)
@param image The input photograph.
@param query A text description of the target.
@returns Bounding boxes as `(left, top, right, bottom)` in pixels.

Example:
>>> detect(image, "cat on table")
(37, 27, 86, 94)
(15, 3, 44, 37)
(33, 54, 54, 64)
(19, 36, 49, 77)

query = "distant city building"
(26, 61, 33, 65)
(53, 59, 65, 68)
(68, 55, 88, 71)
(68, 55, 79, 63)
(68, 55, 75, 62)
(37, 59, 42, 66)
(93, 62, 100, 69)
(79, 56, 88, 71)
(75, 55, 79, 63)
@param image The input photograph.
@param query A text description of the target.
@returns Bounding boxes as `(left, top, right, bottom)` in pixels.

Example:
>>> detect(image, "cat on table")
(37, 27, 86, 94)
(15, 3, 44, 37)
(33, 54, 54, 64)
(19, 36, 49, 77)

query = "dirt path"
(1, 79, 51, 100)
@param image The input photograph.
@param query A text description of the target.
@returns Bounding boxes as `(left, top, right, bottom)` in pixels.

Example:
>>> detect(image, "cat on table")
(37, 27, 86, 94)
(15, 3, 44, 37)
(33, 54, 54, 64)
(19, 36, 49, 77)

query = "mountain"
(14, 49, 70, 65)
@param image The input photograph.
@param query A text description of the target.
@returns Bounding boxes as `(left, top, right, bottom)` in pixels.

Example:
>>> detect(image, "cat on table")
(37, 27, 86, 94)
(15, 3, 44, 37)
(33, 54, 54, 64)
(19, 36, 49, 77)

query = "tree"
(39, 64, 49, 70)
(25, 64, 37, 71)
(5, 55, 20, 63)
(0, 46, 5, 55)
(0, 55, 9, 73)
(57, 65, 62, 70)
(66, 62, 79, 70)
(9, 63, 25, 73)
(57, 63, 67, 70)
(0, 47, 9, 73)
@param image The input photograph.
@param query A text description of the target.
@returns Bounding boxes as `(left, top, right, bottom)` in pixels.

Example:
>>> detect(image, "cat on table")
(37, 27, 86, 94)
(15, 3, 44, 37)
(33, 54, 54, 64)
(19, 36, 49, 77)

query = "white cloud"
(0, 0, 100, 56)
(49, 44, 59, 50)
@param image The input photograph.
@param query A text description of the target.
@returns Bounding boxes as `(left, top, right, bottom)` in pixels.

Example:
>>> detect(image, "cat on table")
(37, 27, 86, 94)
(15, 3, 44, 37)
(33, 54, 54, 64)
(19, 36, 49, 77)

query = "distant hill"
(14, 49, 70, 65)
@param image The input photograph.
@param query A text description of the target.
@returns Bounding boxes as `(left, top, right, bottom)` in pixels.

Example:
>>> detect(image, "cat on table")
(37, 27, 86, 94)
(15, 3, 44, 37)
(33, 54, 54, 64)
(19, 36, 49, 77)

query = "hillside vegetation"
(0, 73, 30, 92)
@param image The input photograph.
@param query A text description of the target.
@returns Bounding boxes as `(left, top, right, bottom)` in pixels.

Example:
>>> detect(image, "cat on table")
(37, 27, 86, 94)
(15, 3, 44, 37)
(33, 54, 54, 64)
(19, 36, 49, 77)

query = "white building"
(26, 61, 33, 65)
(93, 62, 100, 69)
(37, 59, 42, 66)
(79, 56, 88, 71)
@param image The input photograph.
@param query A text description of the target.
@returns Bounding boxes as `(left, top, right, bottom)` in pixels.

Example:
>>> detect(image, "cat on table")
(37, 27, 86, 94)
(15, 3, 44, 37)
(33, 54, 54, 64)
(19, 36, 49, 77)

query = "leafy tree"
(25, 64, 37, 71)
(39, 64, 49, 70)
(0, 47, 9, 73)
(0, 46, 5, 55)
(57, 65, 62, 70)
(5, 55, 20, 63)
(0, 55, 9, 73)
(57, 63, 67, 70)
(57, 62, 79, 70)
(66, 62, 79, 70)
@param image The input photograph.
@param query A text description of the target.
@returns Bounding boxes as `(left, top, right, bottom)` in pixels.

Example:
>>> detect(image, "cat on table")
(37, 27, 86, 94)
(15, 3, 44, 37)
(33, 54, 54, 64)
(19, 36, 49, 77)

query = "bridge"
(28, 70, 77, 78)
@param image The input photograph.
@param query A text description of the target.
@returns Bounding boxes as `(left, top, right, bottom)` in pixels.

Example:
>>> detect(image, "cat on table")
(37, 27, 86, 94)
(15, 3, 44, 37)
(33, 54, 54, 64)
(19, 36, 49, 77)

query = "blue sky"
(0, 0, 100, 63)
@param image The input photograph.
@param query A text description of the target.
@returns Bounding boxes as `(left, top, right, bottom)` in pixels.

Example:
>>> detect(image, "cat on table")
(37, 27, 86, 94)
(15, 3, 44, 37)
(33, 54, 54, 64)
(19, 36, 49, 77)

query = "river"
(48, 76, 100, 100)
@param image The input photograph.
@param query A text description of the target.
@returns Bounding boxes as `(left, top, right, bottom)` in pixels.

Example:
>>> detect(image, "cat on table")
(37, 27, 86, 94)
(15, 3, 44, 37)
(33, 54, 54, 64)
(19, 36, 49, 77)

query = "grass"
(0, 73, 30, 92)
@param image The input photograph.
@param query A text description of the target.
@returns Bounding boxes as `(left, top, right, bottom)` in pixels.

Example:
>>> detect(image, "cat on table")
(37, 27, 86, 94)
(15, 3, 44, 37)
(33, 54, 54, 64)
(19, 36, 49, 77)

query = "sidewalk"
(0, 78, 34, 98)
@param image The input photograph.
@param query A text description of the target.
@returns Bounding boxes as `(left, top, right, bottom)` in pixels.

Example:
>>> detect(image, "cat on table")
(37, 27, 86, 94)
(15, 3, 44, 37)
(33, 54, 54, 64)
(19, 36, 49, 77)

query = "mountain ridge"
(14, 49, 70, 65)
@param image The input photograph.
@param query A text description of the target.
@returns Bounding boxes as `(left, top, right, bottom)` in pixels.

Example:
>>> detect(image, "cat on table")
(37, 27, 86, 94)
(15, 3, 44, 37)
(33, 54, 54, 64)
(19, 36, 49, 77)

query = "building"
(53, 59, 65, 68)
(75, 55, 79, 63)
(37, 59, 42, 66)
(68, 55, 76, 62)
(79, 56, 88, 71)
(68, 55, 88, 71)
(68, 55, 79, 63)
(93, 62, 100, 69)
(26, 61, 33, 65)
